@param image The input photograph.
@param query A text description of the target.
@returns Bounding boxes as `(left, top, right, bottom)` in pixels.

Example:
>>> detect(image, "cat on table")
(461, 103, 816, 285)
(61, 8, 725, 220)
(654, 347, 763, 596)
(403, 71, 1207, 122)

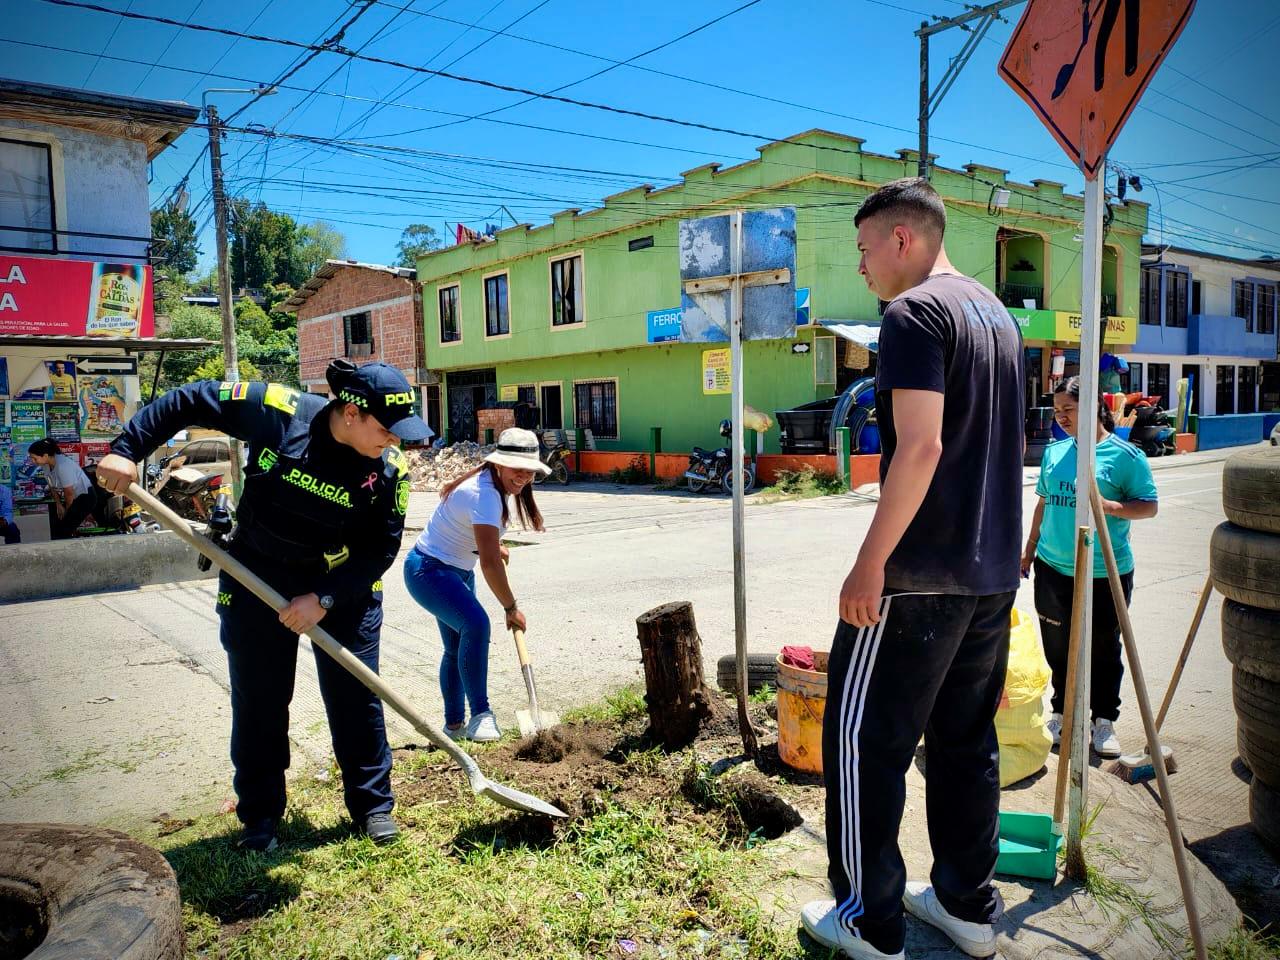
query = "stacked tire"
(1212, 447, 1280, 850)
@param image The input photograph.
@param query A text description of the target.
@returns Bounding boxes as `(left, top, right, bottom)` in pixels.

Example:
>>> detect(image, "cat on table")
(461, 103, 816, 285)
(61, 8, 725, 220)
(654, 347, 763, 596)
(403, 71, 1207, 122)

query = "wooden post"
(636, 601, 724, 750)
(1053, 527, 1091, 834)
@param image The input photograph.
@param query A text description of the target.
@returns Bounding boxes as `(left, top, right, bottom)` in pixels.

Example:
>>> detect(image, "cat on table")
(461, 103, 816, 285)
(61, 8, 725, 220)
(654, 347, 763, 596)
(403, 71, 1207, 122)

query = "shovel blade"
(517, 709, 562, 738)
(479, 779, 567, 818)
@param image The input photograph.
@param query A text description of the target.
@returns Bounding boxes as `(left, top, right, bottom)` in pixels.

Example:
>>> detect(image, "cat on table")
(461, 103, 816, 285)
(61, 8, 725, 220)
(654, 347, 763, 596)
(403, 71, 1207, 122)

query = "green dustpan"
(995, 811, 1063, 880)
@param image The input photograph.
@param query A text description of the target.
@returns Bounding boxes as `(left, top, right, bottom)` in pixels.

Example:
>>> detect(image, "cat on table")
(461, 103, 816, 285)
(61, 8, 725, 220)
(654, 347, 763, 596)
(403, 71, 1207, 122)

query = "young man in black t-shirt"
(800, 178, 1025, 960)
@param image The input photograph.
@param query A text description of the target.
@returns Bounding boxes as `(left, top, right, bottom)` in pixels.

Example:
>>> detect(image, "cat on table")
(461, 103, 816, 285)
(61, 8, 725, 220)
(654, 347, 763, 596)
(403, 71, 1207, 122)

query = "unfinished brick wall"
(296, 267, 422, 389)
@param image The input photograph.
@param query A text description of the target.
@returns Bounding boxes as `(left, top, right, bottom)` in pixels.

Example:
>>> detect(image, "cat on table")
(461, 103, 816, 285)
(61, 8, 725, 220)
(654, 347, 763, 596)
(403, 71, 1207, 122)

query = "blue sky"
(4, 0, 1278, 272)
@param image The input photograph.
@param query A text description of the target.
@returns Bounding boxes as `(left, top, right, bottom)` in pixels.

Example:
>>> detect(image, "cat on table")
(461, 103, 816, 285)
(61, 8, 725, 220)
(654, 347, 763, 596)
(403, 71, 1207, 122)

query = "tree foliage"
(395, 223, 443, 268)
(151, 206, 201, 276)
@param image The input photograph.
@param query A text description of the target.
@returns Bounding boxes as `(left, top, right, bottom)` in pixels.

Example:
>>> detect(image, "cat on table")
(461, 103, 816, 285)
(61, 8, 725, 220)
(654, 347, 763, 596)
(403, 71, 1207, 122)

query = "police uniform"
(110, 363, 430, 843)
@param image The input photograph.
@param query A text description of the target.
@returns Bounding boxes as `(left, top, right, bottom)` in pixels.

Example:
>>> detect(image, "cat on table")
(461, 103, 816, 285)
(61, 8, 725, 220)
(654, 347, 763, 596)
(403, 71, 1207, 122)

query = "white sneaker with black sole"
(1092, 718, 1122, 758)
(903, 882, 996, 958)
(799, 900, 904, 960)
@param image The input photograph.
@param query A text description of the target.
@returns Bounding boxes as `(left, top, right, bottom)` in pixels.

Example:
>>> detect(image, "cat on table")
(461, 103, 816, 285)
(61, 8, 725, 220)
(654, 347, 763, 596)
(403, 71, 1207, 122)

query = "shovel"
(126, 482, 566, 819)
(513, 628, 559, 736)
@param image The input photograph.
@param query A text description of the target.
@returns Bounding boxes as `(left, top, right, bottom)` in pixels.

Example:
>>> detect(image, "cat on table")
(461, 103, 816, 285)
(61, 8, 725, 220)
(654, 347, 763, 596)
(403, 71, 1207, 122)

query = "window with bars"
(1140, 266, 1161, 325)
(1235, 280, 1256, 332)
(1257, 284, 1276, 336)
(1164, 269, 1189, 328)
(1217, 365, 1236, 415)
(0, 138, 56, 252)
(343, 311, 373, 357)
(550, 254, 584, 326)
(1148, 363, 1171, 408)
(438, 285, 460, 343)
(484, 273, 509, 337)
(573, 380, 617, 439)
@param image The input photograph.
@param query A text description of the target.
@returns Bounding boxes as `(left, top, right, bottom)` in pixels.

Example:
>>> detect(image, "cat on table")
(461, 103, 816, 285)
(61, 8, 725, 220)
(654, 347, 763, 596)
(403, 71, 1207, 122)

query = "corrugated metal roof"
(0, 335, 215, 352)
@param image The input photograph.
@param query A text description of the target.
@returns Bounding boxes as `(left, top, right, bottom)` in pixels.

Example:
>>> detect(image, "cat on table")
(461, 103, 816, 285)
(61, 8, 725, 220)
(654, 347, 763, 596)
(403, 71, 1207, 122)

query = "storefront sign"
(701, 348, 731, 395)
(1007, 306, 1137, 346)
(1056, 311, 1137, 346)
(498, 384, 519, 401)
(646, 307, 683, 343)
(0, 254, 154, 338)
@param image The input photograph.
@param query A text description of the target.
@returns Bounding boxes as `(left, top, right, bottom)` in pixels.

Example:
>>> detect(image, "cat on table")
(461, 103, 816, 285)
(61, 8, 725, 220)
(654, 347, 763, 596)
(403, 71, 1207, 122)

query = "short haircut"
(854, 177, 947, 240)
(29, 438, 61, 457)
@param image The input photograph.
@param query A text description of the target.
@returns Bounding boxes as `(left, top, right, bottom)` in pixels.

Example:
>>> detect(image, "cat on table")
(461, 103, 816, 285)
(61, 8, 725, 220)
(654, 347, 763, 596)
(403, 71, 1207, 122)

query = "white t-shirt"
(44, 453, 91, 499)
(416, 470, 506, 570)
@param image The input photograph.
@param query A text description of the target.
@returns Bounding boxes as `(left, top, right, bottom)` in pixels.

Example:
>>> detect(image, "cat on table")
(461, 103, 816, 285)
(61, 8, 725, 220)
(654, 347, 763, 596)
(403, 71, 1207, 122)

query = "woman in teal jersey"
(1020, 376, 1159, 759)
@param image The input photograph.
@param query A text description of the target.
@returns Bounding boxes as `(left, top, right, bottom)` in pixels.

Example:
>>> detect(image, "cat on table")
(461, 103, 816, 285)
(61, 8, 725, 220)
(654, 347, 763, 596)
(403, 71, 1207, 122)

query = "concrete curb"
(0, 531, 214, 603)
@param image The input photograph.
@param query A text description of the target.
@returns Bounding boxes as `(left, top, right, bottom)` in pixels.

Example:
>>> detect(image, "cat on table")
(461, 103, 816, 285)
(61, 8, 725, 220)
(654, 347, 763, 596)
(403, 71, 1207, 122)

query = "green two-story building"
(414, 129, 1147, 453)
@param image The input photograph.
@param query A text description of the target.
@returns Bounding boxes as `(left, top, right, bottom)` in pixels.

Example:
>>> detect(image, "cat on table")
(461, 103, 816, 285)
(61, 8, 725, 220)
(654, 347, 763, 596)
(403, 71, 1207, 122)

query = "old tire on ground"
(1210, 522, 1280, 612)
(1232, 668, 1280, 742)
(716, 652, 778, 695)
(0, 823, 182, 960)
(1239, 723, 1280, 787)
(1223, 600, 1280, 682)
(1223, 447, 1280, 534)
(1251, 776, 1280, 850)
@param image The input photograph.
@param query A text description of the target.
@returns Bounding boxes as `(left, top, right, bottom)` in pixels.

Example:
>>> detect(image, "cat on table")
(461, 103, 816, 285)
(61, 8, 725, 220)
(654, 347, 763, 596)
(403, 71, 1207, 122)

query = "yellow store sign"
(1055, 311, 1137, 346)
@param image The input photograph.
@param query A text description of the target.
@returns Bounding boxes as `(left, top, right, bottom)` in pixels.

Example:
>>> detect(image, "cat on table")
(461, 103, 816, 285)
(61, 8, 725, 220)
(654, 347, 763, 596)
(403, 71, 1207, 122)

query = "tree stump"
(636, 601, 723, 749)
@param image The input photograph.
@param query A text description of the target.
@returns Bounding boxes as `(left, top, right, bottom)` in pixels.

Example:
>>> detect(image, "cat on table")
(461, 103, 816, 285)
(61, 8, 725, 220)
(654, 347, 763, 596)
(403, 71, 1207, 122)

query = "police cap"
(326, 360, 433, 443)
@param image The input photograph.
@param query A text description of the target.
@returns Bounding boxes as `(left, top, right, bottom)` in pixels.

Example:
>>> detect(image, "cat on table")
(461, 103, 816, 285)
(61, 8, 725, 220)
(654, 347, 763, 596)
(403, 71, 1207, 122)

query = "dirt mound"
(394, 702, 805, 844)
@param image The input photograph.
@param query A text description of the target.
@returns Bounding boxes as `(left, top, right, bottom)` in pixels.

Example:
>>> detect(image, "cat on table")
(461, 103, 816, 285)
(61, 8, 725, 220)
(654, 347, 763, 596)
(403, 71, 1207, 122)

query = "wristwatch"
(504, 600, 518, 614)
(318, 595, 335, 610)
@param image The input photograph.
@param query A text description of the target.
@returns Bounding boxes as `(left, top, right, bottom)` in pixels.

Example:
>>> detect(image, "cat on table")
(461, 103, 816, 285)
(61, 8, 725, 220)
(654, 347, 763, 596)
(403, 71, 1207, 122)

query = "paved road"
(1, 449, 1272, 925)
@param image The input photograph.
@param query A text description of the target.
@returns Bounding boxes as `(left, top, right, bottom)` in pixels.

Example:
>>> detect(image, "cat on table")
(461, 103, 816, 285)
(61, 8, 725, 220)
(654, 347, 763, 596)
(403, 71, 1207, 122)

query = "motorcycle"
(685, 419, 756, 495)
(1128, 403, 1177, 458)
(532, 431, 571, 486)
(153, 461, 223, 522)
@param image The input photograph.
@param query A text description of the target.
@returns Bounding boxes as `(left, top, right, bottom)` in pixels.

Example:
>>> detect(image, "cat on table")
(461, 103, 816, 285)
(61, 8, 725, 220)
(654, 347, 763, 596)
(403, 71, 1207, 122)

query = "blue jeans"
(403, 549, 491, 727)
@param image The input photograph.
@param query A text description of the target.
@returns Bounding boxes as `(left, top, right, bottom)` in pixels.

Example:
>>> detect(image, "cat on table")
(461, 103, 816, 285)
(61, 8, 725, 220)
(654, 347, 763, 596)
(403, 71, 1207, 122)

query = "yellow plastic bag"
(996, 608, 1053, 787)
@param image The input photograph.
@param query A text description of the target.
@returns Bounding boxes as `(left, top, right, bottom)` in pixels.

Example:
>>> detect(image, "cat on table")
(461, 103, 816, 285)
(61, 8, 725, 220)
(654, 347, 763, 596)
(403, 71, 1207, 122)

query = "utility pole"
(915, 0, 1026, 179)
(206, 103, 242, 488)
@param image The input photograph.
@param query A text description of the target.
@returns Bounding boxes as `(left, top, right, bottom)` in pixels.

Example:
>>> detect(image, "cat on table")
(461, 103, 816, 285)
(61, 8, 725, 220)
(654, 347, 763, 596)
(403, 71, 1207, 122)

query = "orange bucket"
(776, 651, 828, 774)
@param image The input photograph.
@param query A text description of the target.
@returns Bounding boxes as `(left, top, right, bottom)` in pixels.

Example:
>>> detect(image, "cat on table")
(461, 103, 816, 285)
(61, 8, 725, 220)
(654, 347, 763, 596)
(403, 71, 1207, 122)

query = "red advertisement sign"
(0, 254, 154, 338)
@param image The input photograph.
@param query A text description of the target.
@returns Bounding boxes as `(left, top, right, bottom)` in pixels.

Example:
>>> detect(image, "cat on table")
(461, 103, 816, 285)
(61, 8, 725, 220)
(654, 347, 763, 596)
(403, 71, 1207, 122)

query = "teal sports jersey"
(1034, 433, 1158, 578)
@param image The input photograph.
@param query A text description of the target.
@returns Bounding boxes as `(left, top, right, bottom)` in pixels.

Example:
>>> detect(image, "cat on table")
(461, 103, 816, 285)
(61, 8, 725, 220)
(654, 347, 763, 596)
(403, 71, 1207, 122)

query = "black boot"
(359, 811, 400, 845)
(237, 818, 279, 852)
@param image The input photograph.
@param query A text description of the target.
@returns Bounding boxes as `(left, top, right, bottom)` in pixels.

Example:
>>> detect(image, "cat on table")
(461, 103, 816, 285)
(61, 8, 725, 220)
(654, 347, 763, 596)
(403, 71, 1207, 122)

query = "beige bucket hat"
(484, 427, 552, 475)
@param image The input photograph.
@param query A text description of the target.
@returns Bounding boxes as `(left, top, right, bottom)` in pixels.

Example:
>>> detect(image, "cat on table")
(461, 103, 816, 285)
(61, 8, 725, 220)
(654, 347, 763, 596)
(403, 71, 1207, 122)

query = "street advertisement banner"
(77, 373, 127, 438)
(0, 254, 154, 338)
(0, 426, 12, 486)
(45, 402, 80, 443)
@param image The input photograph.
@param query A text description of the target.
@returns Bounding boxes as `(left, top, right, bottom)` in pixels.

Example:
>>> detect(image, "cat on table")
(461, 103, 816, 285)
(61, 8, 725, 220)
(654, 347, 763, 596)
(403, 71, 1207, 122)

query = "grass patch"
(754, 467, 845, 504)
(150, 702, 818, 960)
(1205, 927, 1280, 959)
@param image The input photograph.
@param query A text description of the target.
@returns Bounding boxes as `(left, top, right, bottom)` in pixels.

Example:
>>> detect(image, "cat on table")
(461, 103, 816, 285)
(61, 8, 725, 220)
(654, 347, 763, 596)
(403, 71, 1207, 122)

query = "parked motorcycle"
(532, 431, 571, 485)
(1129, 404, 1177, 458)
(153, 463, 222, 521)
(685, 419, 756, 495)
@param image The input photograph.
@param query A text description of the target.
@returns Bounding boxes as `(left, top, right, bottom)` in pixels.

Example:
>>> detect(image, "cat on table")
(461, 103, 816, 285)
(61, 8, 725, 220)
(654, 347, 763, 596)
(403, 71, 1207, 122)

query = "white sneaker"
(799, 899, 904, 959)
(1046, 712, 1063, 747)
(1092, 718, 1122, 758)
(444, 724, 465, 742)
(903, 882, 996, 958)
(465, 711, 502, 742)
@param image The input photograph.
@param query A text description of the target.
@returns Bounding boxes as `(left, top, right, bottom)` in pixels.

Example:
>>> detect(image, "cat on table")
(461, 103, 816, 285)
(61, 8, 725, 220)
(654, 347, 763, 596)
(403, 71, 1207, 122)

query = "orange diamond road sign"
(999, 0, 1197, 178)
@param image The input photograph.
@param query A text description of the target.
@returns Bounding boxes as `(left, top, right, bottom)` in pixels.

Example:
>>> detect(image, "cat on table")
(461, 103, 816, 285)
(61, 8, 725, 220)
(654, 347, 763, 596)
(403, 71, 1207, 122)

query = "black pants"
(1, 519, 19, 544)
(216, 570, 393, 826)
(50, 492, 97, 539)
(822, 591, 1014, 955)
(1033, 557, 1132, 723)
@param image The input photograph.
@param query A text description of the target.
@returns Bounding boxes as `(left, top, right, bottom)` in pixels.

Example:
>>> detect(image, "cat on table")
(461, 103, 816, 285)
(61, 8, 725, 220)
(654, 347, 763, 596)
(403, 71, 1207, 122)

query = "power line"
(130, 0, 203, 96)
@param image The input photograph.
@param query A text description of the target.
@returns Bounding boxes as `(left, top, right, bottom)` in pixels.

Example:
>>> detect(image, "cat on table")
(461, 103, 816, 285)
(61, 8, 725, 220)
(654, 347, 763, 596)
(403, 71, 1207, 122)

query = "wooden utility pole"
(206, 103, 242, 487)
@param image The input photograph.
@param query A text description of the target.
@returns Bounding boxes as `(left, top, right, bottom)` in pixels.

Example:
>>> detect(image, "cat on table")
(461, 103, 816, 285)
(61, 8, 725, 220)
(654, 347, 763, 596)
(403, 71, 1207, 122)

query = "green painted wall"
(417, 130, 1148, 452)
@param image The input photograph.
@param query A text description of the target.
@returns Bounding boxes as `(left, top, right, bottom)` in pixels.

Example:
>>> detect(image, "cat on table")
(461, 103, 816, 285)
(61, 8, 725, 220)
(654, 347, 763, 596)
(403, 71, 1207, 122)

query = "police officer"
(96, 360, 432, 851)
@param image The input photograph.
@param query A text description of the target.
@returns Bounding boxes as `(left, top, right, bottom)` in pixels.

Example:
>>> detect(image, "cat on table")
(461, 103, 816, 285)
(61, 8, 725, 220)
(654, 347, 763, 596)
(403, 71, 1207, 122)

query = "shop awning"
(819, 322, 880, 352)
(0, 336, 215, 352)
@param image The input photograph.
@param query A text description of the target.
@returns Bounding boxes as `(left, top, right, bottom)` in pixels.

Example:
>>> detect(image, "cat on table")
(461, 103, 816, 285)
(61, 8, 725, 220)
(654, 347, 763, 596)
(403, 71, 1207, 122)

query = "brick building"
(285, 259, 440, 434)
